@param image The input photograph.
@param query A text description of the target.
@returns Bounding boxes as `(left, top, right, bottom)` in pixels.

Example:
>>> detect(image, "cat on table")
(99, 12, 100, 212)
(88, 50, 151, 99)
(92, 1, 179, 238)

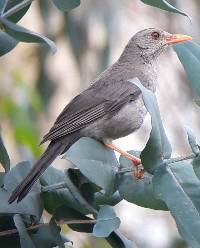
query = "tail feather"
(8, 134, 80, 204)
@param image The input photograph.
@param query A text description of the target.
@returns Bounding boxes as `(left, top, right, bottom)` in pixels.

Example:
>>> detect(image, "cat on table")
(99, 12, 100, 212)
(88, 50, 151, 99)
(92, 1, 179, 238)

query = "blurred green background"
(1, 0, 200, 247)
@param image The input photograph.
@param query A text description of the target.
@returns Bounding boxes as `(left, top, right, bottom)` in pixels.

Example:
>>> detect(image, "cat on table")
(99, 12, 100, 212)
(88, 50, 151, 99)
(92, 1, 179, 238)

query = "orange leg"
(104, 143, 144, 179)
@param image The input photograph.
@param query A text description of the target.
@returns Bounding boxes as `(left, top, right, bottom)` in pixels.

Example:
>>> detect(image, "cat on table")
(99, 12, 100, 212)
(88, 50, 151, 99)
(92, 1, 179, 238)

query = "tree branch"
(0, 219, 96, 237)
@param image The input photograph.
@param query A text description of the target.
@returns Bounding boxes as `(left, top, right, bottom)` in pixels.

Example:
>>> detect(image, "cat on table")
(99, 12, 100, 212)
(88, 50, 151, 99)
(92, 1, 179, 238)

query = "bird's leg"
(104, 143, 144, 179)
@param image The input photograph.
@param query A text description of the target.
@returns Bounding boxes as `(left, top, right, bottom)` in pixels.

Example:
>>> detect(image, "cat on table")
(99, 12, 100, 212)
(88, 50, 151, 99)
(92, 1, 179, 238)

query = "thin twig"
(2, 0, 33, 18)
(117, 153, 198, 174)
(0, 219, 96, 237)
(164, 154, 197, 165)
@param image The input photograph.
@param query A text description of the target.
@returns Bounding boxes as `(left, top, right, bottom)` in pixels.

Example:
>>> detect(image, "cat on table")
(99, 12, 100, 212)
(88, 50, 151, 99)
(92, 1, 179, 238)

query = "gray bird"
(8, 28, 192, 203)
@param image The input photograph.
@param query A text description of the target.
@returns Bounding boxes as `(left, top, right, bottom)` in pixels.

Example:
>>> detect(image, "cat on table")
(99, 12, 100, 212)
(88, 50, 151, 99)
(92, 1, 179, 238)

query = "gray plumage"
(8, 28, 178, 203)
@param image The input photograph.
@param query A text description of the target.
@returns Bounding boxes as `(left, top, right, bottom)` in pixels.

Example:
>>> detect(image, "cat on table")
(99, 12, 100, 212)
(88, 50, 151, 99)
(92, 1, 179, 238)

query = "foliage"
(0, 0, 200, 248)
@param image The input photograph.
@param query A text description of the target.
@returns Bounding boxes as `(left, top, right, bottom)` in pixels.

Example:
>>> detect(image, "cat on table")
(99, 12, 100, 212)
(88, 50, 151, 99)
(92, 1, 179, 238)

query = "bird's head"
(121, 28, 192, 62)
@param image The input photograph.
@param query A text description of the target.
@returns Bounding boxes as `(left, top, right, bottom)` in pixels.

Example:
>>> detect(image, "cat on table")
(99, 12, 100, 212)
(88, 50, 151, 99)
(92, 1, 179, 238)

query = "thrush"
(8, 28, 192, 203)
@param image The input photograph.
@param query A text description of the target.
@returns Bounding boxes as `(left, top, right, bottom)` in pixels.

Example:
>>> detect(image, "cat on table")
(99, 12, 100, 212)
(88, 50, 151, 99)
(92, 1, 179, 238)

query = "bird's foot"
(133, 166, 145, 179)
(104, 142, 144, 179)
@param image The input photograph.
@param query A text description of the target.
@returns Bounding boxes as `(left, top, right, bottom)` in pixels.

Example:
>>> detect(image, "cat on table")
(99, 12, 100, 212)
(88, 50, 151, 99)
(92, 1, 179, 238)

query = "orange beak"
(166, 34, 192, 45)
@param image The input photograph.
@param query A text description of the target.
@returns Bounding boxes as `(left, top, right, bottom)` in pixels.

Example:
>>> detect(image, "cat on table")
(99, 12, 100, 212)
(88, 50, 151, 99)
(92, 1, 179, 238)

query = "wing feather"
(41, 80, 141, 144)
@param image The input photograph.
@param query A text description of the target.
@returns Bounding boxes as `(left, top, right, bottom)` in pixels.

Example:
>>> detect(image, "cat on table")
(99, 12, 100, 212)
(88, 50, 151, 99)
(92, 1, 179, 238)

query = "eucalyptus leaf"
(106, 230, 138, 248)
(93, 205, 121, 238)
(0, 31, 18, 56)
(13, 214, 35, 248)
(153, 162, 200, 247)
(2, 161, 42, 220)
(31, 221, 69, 248)
(0, 17, 57, 53)
(41, 166, 91, 215)
(54, 205, 94, 233)
(118, 151, 168, 210)
(0, 132, 10, 172)
(0, 0, 7, 14)
(3, 0, 31, 23)
(173, 41, 200, 106)
(64, 137, 118, 195)
(52, 0, 80, 11)
(186, 127, 199, 155)
(140, 0, 189, 18)
(48, 218, 66, 248)
(129, 78, 172, 174)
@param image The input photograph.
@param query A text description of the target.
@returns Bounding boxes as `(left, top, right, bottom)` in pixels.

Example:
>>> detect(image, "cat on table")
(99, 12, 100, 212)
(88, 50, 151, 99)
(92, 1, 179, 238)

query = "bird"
(8, 28, 192, 204)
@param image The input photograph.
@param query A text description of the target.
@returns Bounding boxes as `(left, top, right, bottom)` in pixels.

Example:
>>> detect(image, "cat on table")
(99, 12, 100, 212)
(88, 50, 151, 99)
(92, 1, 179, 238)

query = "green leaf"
(0, 131, 10, 172)
(13, 214, 35, 248)
(186, 127, 199, 155)
(54, 205, 94, 233)
(64, 137, 118, 195)
(140, 0, 189, 18)
(106, 230, 138, 248)
(2, 161, 43, 220)
(173, 41, 200, 106)
(31, 221, 69, 248)
(93, 205, 121, 238)
(129, 78, 172, 173)
(0, 17, 57, 53)
(41, 166, 91, 215)
(64, 169, 97, 214)
(52, 0, 80, 11)
(153, 162, 200, 247)
(48, 218, 66, 248)
(3, 0, 32, 23)
(118, 150, 168, 210)
(192, 156, 200, 180)
(0, 31, 18, 56)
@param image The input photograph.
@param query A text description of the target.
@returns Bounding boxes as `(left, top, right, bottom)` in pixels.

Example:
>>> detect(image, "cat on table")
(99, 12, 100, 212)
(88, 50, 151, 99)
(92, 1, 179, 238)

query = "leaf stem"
(42, 182, 68, 192)
(0, 219, 96, 237)
(2, 0, 33, 18)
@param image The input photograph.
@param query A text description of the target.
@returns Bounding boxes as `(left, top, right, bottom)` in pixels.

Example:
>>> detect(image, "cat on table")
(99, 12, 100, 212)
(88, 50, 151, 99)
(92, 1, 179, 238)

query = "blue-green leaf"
(64, 137, 118, 195)
(0, 31, 18, 56)
(186, 127, 199, 155)
(173, 41, 200, 106)
(54, 205, 94, 233)
(2, 161, 42, 220)
(93, 205, 121, 238)
(13, 214, 35, 248)
(118, 150, 168, 210)
(129, 78, 172, 174)
(107, 230, 138, 248)
(0, 131, 10, 172)
(153, 162, 200, 247)
(3, 0, 32, 23)
(52, 0, 80, 11)
(0, 17, 57, 53)
(41, 166, 90, 215)
(140, 0, 189, 18)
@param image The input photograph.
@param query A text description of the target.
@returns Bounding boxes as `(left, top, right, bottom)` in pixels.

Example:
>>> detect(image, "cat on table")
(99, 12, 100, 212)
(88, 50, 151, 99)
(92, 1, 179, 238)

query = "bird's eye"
(151, 31, 160, 40)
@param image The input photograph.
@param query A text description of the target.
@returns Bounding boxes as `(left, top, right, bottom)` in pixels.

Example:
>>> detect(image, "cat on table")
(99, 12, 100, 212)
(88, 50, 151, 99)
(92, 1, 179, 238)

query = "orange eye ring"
(151, 31, 160, 40)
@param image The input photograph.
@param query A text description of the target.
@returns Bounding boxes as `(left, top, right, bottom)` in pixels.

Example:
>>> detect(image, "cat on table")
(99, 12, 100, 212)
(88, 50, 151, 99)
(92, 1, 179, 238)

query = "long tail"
(8, 134, 80, 204)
